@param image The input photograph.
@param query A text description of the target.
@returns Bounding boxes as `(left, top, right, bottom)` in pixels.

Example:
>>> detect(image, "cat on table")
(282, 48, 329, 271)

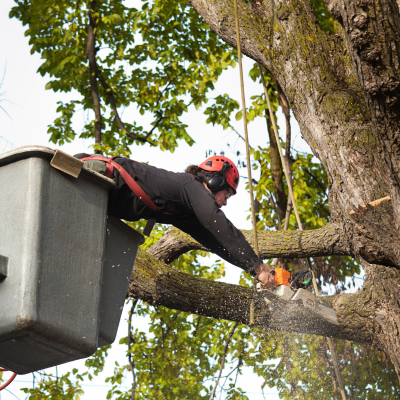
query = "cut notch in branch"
(349, 196, 391, 215)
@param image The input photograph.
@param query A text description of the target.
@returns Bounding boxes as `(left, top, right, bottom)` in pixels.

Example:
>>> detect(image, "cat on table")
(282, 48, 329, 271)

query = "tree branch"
(128, 247, 374, 343)
(265, 107, 287, 227)
(275, 79, 293, 231)
(84, 3, 156, 146)
(85, 1, 102, 152)
(148, 223, 351, 265)
(94, 67, 157, 146)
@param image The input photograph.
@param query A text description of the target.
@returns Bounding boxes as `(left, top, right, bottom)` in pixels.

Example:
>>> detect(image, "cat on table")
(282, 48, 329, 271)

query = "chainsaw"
(256, 268, 338, 326)
(272, 268, 312, 290)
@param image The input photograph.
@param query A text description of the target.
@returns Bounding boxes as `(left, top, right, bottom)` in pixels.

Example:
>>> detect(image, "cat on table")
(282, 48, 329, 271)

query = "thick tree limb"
(150, 203, 400, 267)
(128, 247, 372, 344)
(148, 223, 351, 264)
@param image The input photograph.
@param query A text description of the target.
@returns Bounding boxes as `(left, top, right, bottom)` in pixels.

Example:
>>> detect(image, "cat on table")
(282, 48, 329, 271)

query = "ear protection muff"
(203, 161, 231, 194)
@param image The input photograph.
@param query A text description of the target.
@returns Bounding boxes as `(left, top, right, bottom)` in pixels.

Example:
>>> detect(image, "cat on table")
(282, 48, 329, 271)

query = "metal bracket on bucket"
(0, 255, 8, 281)
(50, 150, 83, 178)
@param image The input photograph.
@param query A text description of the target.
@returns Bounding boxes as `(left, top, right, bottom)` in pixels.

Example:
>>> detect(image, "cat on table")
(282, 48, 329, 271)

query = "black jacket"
(77, 155, 261, 274)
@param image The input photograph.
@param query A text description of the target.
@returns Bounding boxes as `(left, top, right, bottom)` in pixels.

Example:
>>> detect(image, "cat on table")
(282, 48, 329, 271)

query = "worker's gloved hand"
(254, 263, 276, 289)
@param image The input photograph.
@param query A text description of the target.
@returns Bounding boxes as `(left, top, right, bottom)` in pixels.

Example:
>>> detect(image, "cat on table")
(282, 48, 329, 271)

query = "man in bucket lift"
(75, 153, 276, 289)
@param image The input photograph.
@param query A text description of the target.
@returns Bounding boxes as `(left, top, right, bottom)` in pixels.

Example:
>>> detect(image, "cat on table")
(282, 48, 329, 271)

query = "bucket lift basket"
(0, 146, 144, 374)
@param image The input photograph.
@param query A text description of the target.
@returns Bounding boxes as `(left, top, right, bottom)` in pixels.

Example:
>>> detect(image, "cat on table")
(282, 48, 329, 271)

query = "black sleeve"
(175, 180, 261, 274)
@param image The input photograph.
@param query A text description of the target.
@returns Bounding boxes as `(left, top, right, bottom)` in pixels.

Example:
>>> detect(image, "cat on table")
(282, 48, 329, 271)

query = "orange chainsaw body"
(273, 268, 292, 287)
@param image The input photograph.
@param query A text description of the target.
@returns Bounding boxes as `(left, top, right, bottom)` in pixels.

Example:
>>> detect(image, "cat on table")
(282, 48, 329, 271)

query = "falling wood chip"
(50, 150, 83, 178)
(256, 287, 339, 336)
(349, 196, 391, 215)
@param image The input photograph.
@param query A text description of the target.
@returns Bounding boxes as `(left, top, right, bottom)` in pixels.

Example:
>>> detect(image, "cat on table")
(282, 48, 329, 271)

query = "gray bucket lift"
(0, 146, 144, 374)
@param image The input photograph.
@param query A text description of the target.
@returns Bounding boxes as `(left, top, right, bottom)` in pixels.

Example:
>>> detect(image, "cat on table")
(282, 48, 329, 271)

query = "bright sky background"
(0, 0, 314, 398)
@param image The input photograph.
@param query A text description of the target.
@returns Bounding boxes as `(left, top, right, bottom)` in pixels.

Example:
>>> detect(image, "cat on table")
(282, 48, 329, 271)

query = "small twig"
(261, 357, 284, 389)
(146, 113, 164, 138)
(149, 361, 159, 400)
(220, 355, 242, 389)
(160, 330, 180, 378)
(269, 195, 279, 219)
(233, 354, 242, 387)
(303, 167, 327, 196)
(0, 60, 7, 90)
(128, 298, 139, 400)
(4, 388, 21, 400)
(192, 316, 202, 337)
(326, 337, 347, 400)
(158, 313, 180, 378)
(224, 118, 254, 149)
(160, 313, 180, 339)
(209, 322, 239, 400)
(283, 337, 296, 398)
(0, 62, 14, 121)
(85, 1, 102, 152)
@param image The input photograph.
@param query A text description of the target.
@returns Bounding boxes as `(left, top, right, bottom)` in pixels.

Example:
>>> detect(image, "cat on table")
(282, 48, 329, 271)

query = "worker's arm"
(170, 212, 276, 287)
(178, 180, 262, 274)
(170, 214, 257, 270)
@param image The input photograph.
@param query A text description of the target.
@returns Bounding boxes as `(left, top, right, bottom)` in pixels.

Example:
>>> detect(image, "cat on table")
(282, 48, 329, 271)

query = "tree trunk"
(324, 0, 400, 233)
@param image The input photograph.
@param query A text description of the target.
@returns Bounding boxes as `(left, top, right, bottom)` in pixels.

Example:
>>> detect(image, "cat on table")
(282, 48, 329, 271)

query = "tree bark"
(130, 235, 400, 362)
(180, 0, 400, 377)
(324, 0, 400, 233)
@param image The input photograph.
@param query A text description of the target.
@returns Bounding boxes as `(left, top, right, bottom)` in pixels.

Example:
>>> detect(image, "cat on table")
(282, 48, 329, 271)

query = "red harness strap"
(80, 156, 159, 213)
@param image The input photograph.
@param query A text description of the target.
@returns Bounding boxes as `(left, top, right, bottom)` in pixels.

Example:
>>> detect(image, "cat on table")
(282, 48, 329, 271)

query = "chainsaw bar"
(256, 284, 339, 337)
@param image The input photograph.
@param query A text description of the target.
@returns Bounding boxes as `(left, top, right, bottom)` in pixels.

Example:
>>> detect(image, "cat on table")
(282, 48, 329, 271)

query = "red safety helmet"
(199, 155, 240, 194)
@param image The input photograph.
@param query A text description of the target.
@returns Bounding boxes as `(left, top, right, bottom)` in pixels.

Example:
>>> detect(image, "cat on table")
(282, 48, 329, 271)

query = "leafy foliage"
(10, 0, 236, 154)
